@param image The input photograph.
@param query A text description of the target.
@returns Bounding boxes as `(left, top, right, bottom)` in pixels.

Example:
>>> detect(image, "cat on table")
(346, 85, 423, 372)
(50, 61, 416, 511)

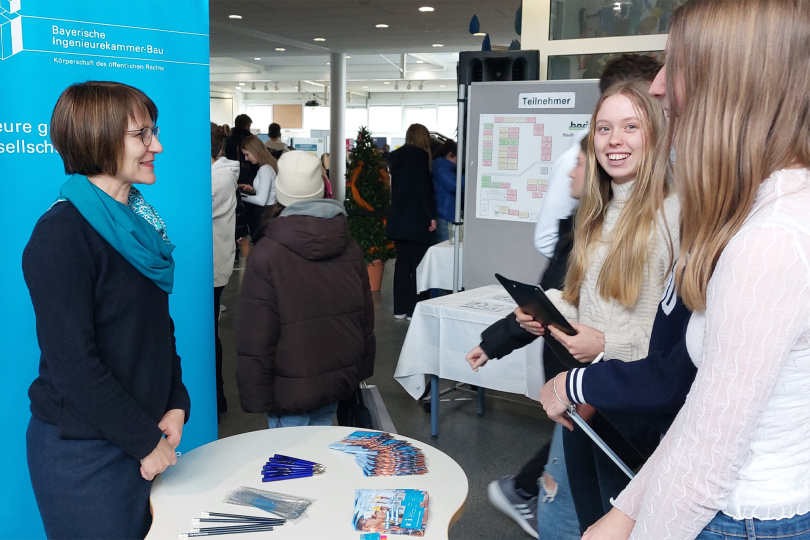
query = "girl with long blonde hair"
(584, 1, 810, 539)
(543, 79, 678, 366)
(238, 135, 278, 241)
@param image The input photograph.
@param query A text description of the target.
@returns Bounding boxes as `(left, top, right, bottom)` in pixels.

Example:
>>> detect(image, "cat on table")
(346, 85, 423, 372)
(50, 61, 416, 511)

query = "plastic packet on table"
(224, 486, 314, 522)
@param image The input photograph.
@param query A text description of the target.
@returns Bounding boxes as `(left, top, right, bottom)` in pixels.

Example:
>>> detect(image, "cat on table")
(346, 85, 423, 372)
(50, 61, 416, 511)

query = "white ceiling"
(209, 0, 523, 97)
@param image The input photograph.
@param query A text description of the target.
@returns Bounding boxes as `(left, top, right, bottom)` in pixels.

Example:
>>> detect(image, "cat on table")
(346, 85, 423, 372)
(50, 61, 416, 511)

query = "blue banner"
(0, 1, 214, 537)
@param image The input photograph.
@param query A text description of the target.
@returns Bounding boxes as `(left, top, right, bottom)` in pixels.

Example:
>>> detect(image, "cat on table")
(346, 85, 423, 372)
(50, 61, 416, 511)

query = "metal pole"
(452, 83, 466, 293)
(329, 52, 347, 201)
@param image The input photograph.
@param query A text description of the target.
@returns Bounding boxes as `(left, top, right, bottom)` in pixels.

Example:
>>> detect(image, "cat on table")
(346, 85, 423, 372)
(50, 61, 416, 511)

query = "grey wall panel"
(462, 80, 600, 289)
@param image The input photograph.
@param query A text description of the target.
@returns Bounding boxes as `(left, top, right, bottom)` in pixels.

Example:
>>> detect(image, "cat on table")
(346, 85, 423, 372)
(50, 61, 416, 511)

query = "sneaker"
(406, 316, 412, 321)
(394, 313, 408, 320)
(220, 304, 227, 313)
(487, 475, 539, 539)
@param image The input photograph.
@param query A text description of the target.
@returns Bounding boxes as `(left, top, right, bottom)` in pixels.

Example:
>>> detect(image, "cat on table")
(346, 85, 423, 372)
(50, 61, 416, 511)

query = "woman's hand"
(466, 346, 490, 372)
(238, 184, 255, 194)
(515, 307, 546, 336)
(540, 375, 574, 431)
(140, 437, 177, 481)
(428, 219, 437, 232)
(158, 408, 185, 449)
(548, 322, 605, 363)
(582, 507, 635, 540)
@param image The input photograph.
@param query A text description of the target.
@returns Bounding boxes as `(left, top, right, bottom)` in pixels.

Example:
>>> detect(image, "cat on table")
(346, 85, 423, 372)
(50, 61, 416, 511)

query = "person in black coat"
(386, 124, 437, 318)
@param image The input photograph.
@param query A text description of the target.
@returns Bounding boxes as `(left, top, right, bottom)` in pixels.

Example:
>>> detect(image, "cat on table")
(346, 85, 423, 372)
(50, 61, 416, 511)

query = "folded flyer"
(329, 431, 427, 477)
(353, 488, 429, 536)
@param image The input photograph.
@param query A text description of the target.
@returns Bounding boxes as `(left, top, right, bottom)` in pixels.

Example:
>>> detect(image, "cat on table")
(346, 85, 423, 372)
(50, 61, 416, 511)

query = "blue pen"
(263, 463, 315, 471)
(262, 471, 314, 482)
(272, 454, 319, 466)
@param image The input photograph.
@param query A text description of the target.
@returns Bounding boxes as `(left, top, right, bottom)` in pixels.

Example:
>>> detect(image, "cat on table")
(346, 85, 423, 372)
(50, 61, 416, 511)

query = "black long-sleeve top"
(23, 202, 190, 461)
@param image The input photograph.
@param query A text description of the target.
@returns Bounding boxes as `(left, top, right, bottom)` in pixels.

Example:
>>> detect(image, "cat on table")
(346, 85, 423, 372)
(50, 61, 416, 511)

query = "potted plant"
(345, 127, 394, 291)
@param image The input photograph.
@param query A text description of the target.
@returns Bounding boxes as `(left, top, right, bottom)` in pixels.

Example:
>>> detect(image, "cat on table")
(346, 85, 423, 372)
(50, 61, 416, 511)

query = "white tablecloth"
(416, 240, 463, 293)
(394, 285, 545, 401)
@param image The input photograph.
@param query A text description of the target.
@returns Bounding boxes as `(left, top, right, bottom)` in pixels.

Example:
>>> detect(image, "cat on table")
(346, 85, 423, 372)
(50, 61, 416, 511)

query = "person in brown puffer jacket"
(236, 151, 375, 427)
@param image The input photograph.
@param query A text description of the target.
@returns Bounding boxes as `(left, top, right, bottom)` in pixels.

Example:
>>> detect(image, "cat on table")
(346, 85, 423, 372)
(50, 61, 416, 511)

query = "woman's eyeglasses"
(126, 126, 160, 146)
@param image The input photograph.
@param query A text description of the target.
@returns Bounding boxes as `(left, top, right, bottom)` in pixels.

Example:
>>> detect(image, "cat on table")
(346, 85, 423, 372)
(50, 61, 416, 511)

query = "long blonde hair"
(668, 0, 810, 311)
(405, 123, 432, 171)
(563, 80, 671, 307)
(241, 135, 278, 173)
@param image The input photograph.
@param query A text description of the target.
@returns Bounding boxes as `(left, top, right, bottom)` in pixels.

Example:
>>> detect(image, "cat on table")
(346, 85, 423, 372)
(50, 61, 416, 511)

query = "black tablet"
(495, 273, 579, 368)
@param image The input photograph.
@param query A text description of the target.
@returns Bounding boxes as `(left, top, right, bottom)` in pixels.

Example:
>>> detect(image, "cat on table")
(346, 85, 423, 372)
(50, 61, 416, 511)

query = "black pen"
(193, 518, 284, 525)
(180, 526, 275, 537)
(201, 511, 284, 523)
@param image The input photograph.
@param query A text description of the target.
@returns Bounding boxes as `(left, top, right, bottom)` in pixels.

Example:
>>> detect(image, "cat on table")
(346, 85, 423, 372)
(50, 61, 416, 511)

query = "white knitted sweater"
(546, 180, 681, 362)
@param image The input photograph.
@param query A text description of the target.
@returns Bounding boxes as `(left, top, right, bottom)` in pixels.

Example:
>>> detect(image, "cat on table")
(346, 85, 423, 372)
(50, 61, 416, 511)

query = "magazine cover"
(353, 489, 429, 536)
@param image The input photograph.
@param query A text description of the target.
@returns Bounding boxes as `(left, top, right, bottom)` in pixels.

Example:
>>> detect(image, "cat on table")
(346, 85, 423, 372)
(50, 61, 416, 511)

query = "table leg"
(477, 386, 486, 416)
(431, 374, 439, 437)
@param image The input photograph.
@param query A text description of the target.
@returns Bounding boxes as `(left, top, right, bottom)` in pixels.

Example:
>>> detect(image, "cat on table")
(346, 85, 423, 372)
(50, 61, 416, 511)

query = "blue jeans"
(267, 401, 339, 428)
(696, 510, 810, 539)
(536, 423, 582, 540)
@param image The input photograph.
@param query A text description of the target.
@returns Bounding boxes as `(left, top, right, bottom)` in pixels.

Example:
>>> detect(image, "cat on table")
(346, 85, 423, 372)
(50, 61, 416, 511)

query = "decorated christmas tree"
(345, 127, 395, 264)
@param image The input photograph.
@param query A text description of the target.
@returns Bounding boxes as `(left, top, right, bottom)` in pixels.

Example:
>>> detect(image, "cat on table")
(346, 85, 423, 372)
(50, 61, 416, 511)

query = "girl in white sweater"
(584, 1, 810, 539)
(238, 135, 278, 241)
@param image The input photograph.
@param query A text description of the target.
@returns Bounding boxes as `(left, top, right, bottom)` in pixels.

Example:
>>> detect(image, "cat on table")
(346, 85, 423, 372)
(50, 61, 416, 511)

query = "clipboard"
(494, 273, 580, 368)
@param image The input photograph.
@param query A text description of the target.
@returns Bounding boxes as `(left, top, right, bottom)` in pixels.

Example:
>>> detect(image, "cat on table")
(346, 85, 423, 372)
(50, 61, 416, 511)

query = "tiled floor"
(217, 259, 554, 539)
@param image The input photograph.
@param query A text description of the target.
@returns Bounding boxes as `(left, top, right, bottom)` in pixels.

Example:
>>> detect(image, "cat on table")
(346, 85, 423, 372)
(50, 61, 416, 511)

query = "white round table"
(147, 426, 468, 539)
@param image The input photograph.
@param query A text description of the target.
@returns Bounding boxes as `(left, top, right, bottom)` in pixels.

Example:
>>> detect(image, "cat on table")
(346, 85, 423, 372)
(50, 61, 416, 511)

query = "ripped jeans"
(536, 423, 582, 540)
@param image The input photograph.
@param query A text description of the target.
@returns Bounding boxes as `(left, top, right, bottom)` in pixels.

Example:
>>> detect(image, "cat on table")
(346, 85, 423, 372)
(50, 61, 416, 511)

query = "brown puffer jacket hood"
(263, 200, 348, 261)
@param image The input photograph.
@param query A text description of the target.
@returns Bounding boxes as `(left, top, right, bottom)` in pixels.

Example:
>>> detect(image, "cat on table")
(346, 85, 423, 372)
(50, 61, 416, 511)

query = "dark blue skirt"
(27, 416, 152, 539)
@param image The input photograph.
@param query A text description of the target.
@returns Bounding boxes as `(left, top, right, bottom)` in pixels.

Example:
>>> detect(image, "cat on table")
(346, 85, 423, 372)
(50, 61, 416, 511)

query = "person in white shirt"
(238, 135, 278, 242)
(583, 1, 810, 539)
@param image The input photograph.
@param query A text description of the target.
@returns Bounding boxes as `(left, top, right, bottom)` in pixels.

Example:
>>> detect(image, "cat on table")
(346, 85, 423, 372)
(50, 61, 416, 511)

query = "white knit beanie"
(275, 150, 324, 206)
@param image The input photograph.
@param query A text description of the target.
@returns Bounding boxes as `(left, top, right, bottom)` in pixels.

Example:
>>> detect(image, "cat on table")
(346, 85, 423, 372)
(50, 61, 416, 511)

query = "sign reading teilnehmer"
(0, 2, 214, 538)
(518, 92, 577, 109)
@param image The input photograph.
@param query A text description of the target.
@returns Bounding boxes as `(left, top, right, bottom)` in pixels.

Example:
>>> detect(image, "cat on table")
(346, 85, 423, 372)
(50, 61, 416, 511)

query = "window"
(437, 106, 459, 139)
(244, 105, 272, 134)
(403, 107, 437, 132)
(345, 108, 370, 138)
(547, 51, 663, 80)
(550, 0, 687, 40)
(369, 106, 402, 134)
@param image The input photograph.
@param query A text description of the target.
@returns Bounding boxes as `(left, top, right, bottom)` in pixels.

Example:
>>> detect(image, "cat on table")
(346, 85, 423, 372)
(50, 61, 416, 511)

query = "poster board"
(463, 80, 599, 289)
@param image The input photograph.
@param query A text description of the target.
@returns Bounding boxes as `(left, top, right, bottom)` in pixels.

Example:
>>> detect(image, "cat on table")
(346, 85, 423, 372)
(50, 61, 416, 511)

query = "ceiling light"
(239, 82, 245, 86)
(419, 6, 435, 12)
(264, 83, 269, 91)
(439, 84, 446, 88)
(313, 37, 326, 42)
(228, 14, 242, 19)
(362, 85, 368, 89)
(251, 82, 256, 90)
(234, 86, 241, 90)
(275, 47, 285, 52)
(274, 83, 279, 91)
(327, 62, 330, 65)
(416, 60, 424, 64)
(407, 82, 412, 90)
(394, 81, 399, 90)
(384, 81, 390, 85)
(432, 43, 444, 47)
(418, 81, 423, 90)
(346, 56, 351, 59)
(376, 24, 389, 28)
(254, 57, 261, 61)
(474, 32, 486, 37)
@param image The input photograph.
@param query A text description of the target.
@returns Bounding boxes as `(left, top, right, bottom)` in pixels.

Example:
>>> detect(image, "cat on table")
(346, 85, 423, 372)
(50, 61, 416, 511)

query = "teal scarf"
(59, 175, 175, 293)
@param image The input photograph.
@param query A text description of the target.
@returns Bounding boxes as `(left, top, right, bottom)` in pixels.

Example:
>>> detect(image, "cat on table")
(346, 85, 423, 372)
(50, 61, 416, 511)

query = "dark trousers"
(27, 416, 152, 539)
(563, 411, 660, 532)
(214, 285, 227, 413)
(392, 240, 430, 316)
(243, 201, 265, 244)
